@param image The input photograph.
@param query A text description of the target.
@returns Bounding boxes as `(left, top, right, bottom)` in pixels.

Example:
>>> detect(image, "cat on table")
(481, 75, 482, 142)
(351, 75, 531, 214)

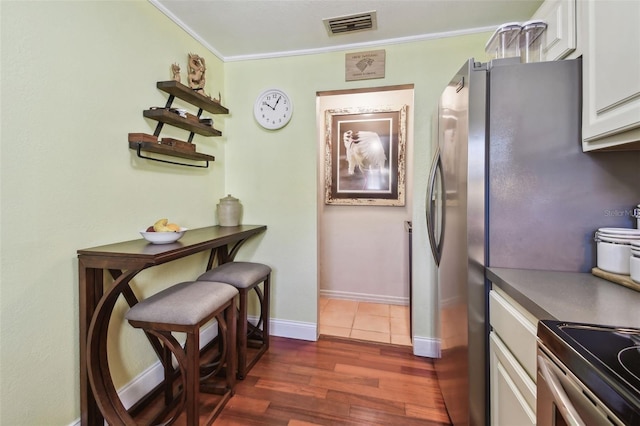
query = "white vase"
(217, 194, 241, 226)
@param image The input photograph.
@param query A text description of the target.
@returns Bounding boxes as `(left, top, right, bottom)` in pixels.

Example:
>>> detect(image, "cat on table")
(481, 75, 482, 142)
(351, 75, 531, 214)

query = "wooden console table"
(77, 225, 266, 425)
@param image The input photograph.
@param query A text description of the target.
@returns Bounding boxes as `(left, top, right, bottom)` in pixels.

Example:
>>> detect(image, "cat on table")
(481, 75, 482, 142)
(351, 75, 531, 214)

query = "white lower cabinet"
(490, 333, 536, 426)
(489, 288, 538, 425)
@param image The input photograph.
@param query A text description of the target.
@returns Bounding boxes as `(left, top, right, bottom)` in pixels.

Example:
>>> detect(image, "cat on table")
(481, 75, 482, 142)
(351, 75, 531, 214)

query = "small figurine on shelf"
(188, 53, 208, 96)
(171, 63, 181, 83)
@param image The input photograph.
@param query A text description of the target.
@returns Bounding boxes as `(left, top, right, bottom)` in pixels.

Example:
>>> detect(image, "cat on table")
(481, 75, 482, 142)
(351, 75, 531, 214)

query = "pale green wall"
(1, 0, 490, 422)
(1, 1, 227, 424)
(224, 34, 491, 342)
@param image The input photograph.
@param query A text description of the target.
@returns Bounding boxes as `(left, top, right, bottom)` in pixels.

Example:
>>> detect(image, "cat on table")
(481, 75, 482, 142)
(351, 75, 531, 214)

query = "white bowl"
(140, 228, 187, 244)
(631, 255, 640, 284)
(597, 240, 632, 274)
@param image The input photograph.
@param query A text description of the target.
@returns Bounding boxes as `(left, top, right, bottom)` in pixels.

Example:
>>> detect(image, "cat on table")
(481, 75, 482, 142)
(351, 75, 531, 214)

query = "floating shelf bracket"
(131, 142, 212, 168)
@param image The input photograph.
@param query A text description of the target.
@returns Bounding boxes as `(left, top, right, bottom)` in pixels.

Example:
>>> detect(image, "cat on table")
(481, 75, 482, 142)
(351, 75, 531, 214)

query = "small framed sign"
(345, 49, 385, 81)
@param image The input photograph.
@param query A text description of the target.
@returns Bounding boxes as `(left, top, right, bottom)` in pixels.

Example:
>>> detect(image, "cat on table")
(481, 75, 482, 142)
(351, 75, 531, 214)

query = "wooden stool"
(125, 281, 238, 425)
(198, 262, 271, 379)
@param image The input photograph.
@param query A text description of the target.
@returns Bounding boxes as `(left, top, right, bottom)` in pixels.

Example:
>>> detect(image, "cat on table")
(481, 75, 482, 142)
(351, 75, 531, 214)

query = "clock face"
(254, 89, 293, 130)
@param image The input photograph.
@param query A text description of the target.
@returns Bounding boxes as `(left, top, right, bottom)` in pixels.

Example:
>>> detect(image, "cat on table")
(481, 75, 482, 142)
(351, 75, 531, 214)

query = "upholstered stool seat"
(198, 261, 271, 379)
(126, 280, 238, 425)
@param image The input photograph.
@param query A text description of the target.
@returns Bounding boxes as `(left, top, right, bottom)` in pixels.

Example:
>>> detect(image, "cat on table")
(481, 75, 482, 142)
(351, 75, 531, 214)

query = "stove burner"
(619, 346, 640, 384)
(559, 324, 640, 394)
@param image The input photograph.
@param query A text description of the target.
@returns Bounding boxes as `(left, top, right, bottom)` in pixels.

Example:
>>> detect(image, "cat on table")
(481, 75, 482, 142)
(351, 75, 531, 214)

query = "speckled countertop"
(487, 267, 640, 329)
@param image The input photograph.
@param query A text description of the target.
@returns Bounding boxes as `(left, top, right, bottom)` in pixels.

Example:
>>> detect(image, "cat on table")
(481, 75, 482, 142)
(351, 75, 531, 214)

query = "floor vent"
(323, 11, 377, 36)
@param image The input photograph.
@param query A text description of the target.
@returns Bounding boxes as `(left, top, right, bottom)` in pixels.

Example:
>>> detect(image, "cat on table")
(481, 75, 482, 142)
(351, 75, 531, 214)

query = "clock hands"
(263, 95, 282, 111)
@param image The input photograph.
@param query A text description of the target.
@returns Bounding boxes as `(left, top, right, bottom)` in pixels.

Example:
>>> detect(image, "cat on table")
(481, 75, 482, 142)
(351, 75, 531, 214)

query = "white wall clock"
(253, 88, 293, 130)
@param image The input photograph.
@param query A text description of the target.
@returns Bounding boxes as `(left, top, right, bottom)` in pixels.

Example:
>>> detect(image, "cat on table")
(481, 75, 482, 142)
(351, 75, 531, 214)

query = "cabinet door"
(582, 0, 640, 151)
(489, 332, 537, 426)
(533, 0, 576, 60)
(489, 289, 537, 380)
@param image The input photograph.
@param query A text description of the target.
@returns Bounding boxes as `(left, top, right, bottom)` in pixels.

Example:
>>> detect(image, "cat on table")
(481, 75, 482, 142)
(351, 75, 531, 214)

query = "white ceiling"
(151, 0, 544, 61)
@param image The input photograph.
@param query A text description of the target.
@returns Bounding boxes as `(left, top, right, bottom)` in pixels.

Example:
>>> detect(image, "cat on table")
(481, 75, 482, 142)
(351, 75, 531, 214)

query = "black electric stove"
(538, 320, 640, 425)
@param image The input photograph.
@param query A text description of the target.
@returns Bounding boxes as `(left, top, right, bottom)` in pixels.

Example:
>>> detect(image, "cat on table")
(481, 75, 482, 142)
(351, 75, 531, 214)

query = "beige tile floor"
(319, 297, 412, 346)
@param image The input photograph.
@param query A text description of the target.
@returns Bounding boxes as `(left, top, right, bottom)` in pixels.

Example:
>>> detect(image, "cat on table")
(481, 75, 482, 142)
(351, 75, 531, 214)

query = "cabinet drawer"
(490, 332, 537, 425)
(489, 289, 537, 380)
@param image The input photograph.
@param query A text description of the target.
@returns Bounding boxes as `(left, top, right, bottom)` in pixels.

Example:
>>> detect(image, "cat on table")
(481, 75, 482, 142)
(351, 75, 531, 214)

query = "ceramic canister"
(595, 228, 640, 275)
(217, 194, 241, 226)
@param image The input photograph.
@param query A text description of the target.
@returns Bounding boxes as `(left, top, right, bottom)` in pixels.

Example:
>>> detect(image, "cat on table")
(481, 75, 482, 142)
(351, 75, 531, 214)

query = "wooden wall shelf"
(142, 109, 222, 137)
(129, 141, 215, 168)
(129, 80, 228, 168)
(156, 81, 229, 115)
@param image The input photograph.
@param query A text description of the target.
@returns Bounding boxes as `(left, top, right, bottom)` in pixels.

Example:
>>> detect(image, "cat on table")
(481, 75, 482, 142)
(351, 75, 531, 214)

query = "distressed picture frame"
(324, 105, 407, 206)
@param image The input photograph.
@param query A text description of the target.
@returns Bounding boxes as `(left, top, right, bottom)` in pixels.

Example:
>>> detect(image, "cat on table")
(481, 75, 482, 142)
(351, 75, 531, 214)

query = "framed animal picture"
(324, 105, 407, 206)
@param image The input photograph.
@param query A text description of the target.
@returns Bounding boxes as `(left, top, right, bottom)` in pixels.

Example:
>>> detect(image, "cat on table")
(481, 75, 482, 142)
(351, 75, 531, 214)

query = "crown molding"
(150, 0, 494, 63)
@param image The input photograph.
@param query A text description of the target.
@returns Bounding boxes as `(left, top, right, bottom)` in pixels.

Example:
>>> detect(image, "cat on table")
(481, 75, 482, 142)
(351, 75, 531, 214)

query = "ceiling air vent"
(323, 11, 377, 36)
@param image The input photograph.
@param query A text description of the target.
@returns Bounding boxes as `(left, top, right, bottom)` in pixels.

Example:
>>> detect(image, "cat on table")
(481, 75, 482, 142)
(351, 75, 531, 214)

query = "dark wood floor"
(134, 336, 452, 425)
(213, 336, 451, 425)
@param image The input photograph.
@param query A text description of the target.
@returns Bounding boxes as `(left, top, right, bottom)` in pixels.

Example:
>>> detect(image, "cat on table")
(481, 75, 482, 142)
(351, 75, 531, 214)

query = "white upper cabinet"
(581, 0, 640, 151)
(532, 0, 577, 61)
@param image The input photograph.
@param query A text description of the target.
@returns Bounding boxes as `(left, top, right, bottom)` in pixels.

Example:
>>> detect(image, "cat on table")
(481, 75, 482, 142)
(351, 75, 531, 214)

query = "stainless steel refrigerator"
(426, 58, 640, 425)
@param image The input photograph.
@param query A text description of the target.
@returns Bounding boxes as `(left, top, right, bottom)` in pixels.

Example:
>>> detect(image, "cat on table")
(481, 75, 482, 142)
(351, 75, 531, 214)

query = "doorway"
(316, 85, 415, 346)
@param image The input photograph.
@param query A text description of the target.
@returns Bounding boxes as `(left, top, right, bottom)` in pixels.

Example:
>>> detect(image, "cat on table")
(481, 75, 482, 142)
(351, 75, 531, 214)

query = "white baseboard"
(270, 317, 317, 341)
(319, 289, 409, 306)
(412, 335, 440, 358)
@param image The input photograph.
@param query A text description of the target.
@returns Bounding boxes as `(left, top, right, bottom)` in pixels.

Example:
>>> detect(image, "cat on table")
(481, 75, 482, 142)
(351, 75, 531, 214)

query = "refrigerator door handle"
(426, 149, 445, 266)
